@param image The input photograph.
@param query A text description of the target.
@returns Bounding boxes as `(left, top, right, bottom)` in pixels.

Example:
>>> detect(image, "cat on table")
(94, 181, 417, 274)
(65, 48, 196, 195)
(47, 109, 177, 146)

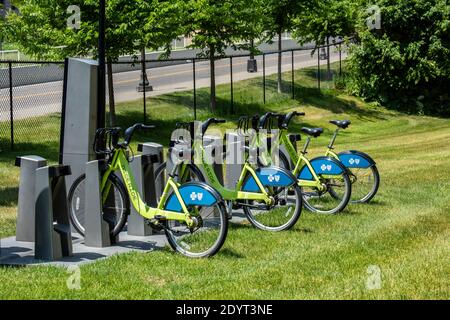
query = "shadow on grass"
(217, 248, 245, 259)
(0, 141, 60, 162)
(0, 187, 19, 207)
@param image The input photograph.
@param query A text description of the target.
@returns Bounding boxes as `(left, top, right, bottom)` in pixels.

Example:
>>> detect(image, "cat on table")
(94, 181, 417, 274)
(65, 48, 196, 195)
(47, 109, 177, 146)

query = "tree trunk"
(277, 29, 283, 94)
(209, 49, 216, 112)
(250, 39, 255, 60)
(326, 36, 331, 80)
(107, 60, 116, 126)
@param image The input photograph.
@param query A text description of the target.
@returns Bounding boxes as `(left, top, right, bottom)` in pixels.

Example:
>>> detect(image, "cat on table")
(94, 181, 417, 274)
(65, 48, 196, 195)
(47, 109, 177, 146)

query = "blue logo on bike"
(165, 184, 218, 212)
(298, 158, 344, 180)
(242, 167, 295, 192)
(338, 154, 371, 168)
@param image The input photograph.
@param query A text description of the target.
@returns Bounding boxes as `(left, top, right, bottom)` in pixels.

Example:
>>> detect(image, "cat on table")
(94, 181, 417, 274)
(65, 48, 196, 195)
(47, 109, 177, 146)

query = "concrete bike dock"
(0, 231, 167, 267)
(0, 143, 168, 267)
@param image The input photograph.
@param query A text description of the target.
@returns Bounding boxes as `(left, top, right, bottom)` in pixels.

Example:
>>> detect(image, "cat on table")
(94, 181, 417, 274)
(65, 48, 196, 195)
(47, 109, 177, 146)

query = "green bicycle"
(266, 113, 380, 203)
(68, 124, 228, 258)
(324, 119, 380, 203)
(155, 118, 303, 232)
(256, 112, 352, 214)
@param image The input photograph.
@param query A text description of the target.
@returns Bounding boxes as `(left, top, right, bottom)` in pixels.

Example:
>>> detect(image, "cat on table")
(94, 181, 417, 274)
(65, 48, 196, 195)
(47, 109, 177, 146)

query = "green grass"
(0, 63, 449, 299)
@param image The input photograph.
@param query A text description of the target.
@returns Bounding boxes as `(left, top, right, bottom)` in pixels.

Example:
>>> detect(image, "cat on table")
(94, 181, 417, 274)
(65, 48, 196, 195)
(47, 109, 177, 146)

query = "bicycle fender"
(298, 156, 346, 180)
(242, 166, 297, 192)
(338, 150, 375, 169)
(164, 182, 223, 212)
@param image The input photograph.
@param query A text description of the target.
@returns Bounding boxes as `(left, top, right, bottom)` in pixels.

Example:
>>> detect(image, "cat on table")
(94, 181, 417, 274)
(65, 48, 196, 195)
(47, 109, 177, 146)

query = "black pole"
(230, 56, 234, 114)
(97, 0, 106, 137)
(317, 49, 321, 91)
(263, 53, 266, 104)
(143, 74, 147, 125)
(59, 58, 69, 164)
(193, 58, 197, 120)
(291, 50, 295, 100)
(339, 43, 342, 77)
(8, 61, 14, 150)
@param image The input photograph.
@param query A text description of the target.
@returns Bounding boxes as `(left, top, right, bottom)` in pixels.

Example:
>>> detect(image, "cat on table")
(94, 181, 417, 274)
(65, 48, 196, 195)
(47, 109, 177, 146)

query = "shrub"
(347, 0, 450, 116)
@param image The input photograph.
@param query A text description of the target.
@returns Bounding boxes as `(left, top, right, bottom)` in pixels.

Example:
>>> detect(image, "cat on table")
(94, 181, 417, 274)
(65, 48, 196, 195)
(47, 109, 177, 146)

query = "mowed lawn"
(0, 64, 449, 299)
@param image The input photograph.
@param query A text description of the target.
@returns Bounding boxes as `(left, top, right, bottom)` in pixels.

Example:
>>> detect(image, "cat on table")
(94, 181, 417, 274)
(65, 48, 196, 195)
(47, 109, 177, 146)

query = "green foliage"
(1, 0, 181, 60)
(182, 0, 262, 57)
(292, 0, 358, 45)
(262, 0, 311, 38)
(347, 0, 450, 116)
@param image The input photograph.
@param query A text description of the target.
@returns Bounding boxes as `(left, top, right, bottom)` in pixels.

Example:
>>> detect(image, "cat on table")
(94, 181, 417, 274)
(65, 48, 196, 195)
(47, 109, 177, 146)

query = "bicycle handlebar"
(201, 118, 226, 135)
(281, 111, 305, 129)
(123, 123, 155, 146)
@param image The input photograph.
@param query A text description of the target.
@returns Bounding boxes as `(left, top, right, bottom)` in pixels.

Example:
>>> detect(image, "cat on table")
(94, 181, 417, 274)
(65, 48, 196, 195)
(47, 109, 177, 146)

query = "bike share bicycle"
(262, 112, 380, 204)
(154, 118, 303, 232)
(68, 123, 228, 258)
(256, 112, 352, 214)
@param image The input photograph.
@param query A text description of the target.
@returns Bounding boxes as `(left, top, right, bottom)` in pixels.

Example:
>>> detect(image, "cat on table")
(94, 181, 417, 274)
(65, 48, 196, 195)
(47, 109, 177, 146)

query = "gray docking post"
(84, 160, 118, 247)
(202, 135, 224, 185)
(127, 143, 163, 236)
(15, 156, 47, 242)
(34, 165, 73, 261)
(224, 132, 245, 189)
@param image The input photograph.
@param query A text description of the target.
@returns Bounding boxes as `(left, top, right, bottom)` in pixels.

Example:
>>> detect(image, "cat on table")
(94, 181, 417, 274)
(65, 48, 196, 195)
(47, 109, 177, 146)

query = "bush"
(347, 0, 450, 116)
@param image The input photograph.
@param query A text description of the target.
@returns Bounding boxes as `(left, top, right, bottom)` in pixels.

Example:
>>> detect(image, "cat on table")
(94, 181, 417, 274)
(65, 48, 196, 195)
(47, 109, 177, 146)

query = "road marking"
(114, 52, 313, 85)
(0, 90, 62, 102)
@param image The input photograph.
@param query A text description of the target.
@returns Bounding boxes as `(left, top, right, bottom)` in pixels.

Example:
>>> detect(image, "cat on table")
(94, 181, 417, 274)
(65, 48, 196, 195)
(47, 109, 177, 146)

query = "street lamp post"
(137, 48, 153, 92)
(247, 39, 258, 73)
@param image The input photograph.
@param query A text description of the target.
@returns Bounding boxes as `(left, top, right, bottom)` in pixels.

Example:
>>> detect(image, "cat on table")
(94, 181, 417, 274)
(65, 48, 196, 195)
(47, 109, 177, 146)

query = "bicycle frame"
(324, 129, 340, 160)
(188, 140, 272, 204)
(102, 148, 196, 227)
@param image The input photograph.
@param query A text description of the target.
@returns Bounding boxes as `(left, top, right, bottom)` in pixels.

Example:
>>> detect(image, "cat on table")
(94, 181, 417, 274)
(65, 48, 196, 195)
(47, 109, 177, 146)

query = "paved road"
(0, 49, 346, 121)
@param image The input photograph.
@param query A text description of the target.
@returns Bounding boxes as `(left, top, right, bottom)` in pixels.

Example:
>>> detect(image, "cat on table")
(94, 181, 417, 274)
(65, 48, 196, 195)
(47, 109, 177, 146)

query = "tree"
(292, 0, 358, 79)
(1, 0, 182, 124)
(262, 0, 312, 93)
(182, 0, 263, 112)
(347, 0, 450, 116)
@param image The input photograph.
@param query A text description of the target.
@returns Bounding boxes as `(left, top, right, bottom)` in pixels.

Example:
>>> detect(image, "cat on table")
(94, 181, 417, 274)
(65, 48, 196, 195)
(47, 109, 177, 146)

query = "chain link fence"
(0, 61, 65, 151)
(0, 40, 348, 151)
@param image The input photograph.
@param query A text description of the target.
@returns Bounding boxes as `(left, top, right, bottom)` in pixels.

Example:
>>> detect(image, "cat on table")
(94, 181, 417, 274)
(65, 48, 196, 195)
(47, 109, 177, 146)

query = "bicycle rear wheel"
(348, 165, 380, 203)
(68, 173, 129, 237)
(164, 202, 228, 258)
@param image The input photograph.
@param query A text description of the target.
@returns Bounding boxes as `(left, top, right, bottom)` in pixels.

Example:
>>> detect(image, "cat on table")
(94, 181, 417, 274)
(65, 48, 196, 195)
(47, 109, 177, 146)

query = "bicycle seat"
(301, 127, 323, 138)
(329, 120, 351, 129)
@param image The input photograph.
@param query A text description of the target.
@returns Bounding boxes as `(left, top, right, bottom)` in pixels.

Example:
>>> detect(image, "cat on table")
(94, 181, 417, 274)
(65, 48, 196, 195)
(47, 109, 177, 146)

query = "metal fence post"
(230, 56, 234, 114)
(291, 50, 295, 100)
(143, 67, 147, 125)
(8, 61, 14, 150)
(317, 50, 321, 91)
(193, 58, 197, 120)
(263, 53, 266, 104)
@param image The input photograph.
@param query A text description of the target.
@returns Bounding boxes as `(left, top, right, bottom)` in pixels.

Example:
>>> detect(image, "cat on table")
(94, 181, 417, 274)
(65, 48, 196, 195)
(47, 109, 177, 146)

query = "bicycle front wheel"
(164, 202, 228, 258)
(68, 173, 129, 237)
